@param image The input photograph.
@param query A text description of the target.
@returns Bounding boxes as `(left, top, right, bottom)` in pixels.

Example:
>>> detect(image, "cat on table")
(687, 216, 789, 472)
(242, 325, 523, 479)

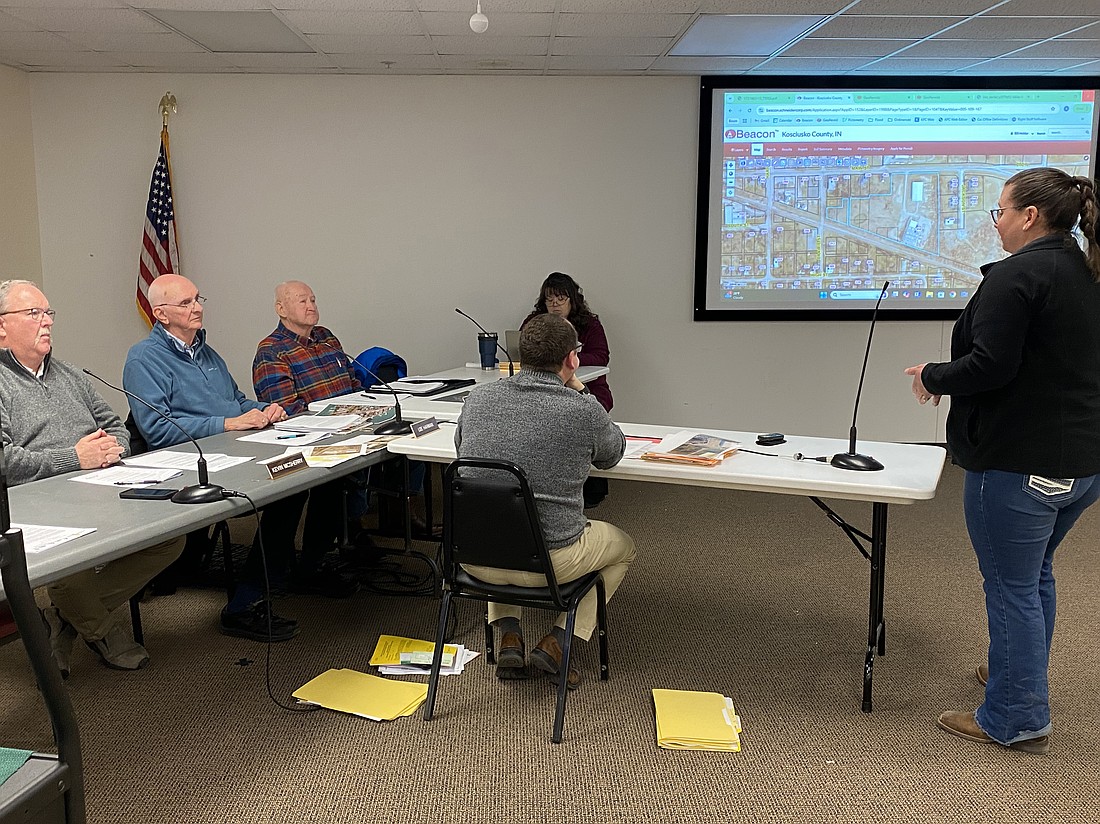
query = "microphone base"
(374, 419, 413, 436)
(172, 483, 226, 504)
(830, 452, 884, 472)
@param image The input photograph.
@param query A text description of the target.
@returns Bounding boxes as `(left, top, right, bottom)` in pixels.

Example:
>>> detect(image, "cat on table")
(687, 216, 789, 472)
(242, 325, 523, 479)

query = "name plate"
(411, 417, 441, 438)
(264, 452, 308, 480)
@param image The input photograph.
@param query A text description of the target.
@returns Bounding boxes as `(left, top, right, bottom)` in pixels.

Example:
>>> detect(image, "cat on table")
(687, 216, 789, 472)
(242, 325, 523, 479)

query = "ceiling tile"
(303, 33, 435, 53)
(1014, 39, 1100, 59)
(552, 35, 671, 56)
(273, 1, 414, 9)
(971, 55, 1100, 70)
(900, 39, 1023, 58)
(2, 7, 166, 33)
(418, 0, 557, 11)
(1050, 58, 1099, 72)
(672, 15, 829, 57)
(699, 1, 849, 11)
(333, 52, 443, 69)
(419, 11, 553, 36)
(562, 0, 699, 11)
(0, 10, 39, 32)
(223, 51, 337, 68)
(781, 38, 913, 57)
(989, 0, 1100, 14)
(857, 56, 994, 72)
(279, 10, 424, 36)
(61, 30, 206, 52)
(435, 34, 548, 55)
(811, 16, 963, 39)
(548, 54, 655, 71)
(760, 55, 880, 71)
(0, 30, 80, 51)
(436, 54, 546, 70)
(848, 0, 993, 12)
(648, 55, 760, 71)
(0, 48, 126, 68)
(115, 51, 235, 69)
(555, 13, 692, 38)
(945, 16, 1097, 40)
(0, 0, 125, 8)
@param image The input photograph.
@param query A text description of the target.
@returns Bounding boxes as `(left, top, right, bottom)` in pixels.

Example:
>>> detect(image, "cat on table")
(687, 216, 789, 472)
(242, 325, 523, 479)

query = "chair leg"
(484, 618, 495, 665)
(424, 591, 453, 722)
(595, 577, 609, 681)
(214, 521, 234, 598)
(128, 594, 144, 646)
(552, 609, 580, 744)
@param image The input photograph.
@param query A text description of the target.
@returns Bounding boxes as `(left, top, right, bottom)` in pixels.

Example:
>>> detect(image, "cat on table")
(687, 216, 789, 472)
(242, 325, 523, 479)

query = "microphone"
(455, 308, 514, 376)
(82, 369, 226, 503)
(830, 282, 890, 472)
(313, 339, 411, 435)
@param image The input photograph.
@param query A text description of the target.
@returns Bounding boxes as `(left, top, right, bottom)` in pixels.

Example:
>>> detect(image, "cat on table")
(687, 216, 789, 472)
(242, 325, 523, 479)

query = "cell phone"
(756, 433, 786, 446)
(118, 487, 179, 500)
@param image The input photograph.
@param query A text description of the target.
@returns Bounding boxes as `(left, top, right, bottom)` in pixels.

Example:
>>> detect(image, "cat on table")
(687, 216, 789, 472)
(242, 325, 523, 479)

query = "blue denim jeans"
(964, 469, 1100, 745)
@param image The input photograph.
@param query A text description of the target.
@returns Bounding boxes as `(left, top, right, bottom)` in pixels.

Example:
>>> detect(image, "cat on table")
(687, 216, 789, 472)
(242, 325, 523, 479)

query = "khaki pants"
(47, 537, 185, 641)
(462, 519, 635, 641)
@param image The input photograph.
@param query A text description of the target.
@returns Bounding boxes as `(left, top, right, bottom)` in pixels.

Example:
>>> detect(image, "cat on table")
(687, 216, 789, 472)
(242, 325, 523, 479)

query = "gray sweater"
(455, 369, 625, 548)
(0, 349, 129, 485)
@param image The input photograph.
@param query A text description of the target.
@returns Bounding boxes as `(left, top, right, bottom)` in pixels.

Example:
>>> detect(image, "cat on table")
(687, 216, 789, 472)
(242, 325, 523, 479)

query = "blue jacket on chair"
(353, 347, 407, 386)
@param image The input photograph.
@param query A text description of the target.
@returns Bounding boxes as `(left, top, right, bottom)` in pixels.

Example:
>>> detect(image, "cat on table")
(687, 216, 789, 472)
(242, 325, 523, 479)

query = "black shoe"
(220, 602, 299, 642)
(291, 564, 360, 598)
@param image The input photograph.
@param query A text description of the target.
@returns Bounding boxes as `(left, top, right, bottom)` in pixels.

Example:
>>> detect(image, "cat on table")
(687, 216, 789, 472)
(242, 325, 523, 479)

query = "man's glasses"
(0, 307, 56, 321)
(573, 343, 584, 354)
(155, 295, 207, 309)
(989, 206, 1021, 224)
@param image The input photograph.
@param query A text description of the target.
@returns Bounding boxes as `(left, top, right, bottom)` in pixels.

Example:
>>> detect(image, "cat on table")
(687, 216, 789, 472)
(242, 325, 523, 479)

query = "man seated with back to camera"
(0, 279, 183, 675)
(123, 274, 299, 643)
(251, 280, 363, 597)
(455, 313, 636, 688)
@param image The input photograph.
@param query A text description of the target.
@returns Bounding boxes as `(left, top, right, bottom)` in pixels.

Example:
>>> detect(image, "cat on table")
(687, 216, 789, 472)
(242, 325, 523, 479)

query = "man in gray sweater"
(456, 312, 635, 688)
(0, 280, 182, 676)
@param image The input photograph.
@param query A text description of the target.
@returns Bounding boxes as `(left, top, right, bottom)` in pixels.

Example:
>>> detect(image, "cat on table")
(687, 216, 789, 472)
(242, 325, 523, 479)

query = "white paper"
(70, 466, 183, 487)
(11, 523, 96, 554)
(236, 430, 328, 445)
(371, 380, 446, 395)
(377, 647, 480, 677)
(623, 436, 663, 460)
(121, 451, 250, 473)
(273, 414, 361, 432)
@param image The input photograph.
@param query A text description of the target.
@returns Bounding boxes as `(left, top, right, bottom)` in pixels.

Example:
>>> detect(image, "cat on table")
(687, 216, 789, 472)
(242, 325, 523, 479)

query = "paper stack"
(369, 634, 479, 676)
(292, 669, 428, 721)
(652, 688, 742, 752)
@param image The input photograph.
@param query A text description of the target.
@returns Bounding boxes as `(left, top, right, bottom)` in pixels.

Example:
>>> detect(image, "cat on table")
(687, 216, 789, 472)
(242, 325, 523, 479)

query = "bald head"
(149, 274, 204, 344)
(274, 280, 319, 337)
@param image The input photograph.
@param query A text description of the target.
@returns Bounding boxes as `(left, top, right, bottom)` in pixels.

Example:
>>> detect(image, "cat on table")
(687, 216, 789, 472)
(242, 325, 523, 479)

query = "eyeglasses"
(154, 295, 207, 310)
(989, 206, 1021, 224)
(545, 294, 570, 306)
(573, 343, 584, 354)
(0, 307, 56, 321)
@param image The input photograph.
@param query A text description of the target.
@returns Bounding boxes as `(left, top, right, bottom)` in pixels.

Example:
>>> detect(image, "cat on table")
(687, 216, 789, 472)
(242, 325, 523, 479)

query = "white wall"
(28, 73, 949, 442)
(0, 64, 41, 283)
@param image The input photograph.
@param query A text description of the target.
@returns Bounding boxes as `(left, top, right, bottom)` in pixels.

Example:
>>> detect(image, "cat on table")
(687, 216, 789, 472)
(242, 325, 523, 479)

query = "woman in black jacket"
(906, 167, 1100, 754)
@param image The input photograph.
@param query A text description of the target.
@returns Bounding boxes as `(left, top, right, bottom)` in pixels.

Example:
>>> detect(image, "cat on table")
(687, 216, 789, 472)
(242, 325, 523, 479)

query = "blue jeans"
(964, 470, 1100, 745)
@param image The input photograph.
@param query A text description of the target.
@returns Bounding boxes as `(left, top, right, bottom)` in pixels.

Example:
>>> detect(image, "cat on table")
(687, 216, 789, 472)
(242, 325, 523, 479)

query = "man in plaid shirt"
(252, 281, 364, 597)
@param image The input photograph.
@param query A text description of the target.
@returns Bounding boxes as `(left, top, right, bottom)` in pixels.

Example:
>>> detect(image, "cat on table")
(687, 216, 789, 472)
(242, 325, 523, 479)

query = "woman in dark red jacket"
(522, 272, 613, 507)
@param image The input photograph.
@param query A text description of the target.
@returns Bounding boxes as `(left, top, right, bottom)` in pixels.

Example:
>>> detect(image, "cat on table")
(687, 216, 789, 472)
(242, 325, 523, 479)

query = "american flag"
(136, 127, 179, 326)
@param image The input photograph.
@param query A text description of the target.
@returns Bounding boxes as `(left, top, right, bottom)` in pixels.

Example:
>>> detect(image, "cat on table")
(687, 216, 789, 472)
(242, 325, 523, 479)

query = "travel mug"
(478, 332, 498, 370)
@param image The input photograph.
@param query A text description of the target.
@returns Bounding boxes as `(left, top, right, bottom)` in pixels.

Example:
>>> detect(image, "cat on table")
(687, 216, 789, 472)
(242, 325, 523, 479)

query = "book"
(640, 433, 740, 467)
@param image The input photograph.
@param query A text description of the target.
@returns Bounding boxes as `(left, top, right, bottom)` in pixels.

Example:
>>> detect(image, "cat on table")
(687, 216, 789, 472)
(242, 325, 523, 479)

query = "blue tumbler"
(478, 332, 498, 370)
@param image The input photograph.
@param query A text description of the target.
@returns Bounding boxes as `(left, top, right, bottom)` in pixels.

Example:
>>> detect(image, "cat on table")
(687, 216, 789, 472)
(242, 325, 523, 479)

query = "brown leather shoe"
(936, 711, 1049, 754)
(497, 631, 525, 671)
(530, 633, 581, 690)
(977, 664, 989, 686)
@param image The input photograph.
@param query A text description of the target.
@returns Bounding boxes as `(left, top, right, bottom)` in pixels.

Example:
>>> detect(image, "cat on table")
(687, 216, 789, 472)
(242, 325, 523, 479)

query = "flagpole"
(136, 92, 181, 327)
(159, 92, 180, 272)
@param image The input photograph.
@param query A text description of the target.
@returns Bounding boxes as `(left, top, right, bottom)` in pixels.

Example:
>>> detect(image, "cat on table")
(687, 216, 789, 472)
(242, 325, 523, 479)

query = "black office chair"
(423, 458, 610, 744)
(0, 528, 86, 823)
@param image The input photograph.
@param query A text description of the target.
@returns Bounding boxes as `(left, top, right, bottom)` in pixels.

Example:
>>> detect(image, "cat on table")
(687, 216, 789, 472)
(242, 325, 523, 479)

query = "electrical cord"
(222, 489, 320, 714)
(738, 448, 829, 462)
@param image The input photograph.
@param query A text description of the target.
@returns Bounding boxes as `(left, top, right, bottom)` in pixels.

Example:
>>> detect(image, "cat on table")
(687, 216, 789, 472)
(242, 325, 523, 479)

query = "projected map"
(711, 89, 1096, 309)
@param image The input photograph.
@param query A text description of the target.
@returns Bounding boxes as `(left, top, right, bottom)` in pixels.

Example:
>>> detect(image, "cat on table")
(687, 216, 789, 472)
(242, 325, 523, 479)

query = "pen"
(360, 393, 377, 400)
(277, 434, 305, 439)
(114, 480, 160, 485)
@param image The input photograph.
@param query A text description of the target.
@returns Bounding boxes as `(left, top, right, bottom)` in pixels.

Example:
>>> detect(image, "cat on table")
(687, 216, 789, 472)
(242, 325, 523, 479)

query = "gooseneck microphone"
(830, 282, 890, 472)
(313, 339, 412, 435)
(455, 308, 514, 376)
(359, 362, 413, 435)
(82, 369, 226, 503)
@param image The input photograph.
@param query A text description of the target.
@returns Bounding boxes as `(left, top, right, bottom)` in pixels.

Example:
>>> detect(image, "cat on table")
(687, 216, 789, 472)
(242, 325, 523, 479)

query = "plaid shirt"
(252, 322, 363, 415)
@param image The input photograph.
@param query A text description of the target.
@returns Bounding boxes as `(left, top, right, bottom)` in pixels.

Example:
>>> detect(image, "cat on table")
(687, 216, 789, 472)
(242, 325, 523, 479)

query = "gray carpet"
(3, 462, 1100, 823)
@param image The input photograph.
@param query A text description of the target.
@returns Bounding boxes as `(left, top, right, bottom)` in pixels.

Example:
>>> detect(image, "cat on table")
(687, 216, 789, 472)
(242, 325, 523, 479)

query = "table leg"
(862, 502, 889, 713)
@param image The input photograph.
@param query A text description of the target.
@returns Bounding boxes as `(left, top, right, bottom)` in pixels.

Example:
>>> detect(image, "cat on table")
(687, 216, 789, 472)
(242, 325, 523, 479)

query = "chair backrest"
(443, 457, 562, 592)
(352, 347, 407, 387)
(124, 411, 148, 456)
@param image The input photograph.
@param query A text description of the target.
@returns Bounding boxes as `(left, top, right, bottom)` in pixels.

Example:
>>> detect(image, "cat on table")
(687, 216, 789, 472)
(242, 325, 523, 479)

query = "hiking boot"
(86, 622, 149, 671)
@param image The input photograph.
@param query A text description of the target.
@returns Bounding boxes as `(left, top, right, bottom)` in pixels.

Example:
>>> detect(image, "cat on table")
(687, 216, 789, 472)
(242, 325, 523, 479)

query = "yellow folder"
(652, 688, 742, 752)
(369, 634, 459, 667)
(293, 669, 428, 721)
